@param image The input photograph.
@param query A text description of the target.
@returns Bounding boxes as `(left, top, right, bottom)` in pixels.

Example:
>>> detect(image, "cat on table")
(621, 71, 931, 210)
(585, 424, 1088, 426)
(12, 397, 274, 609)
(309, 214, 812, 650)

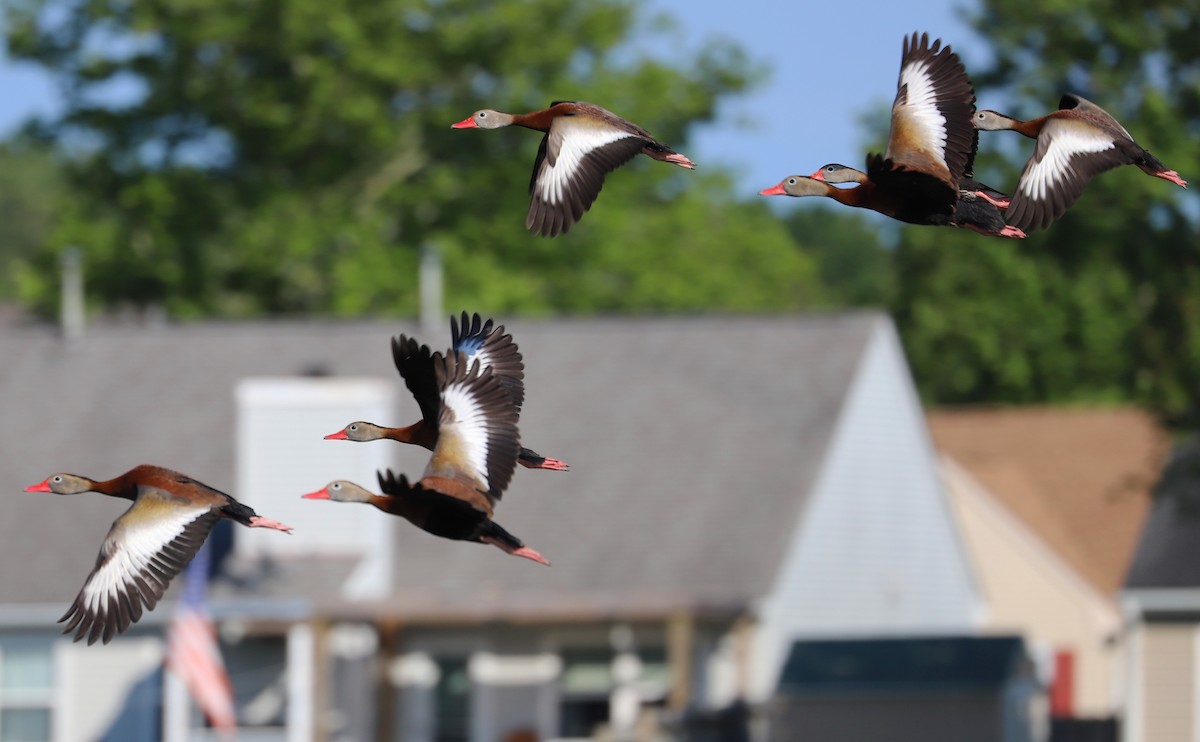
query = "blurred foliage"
(780, 204, 894, 308)
(2, 0, 827, 317)
(11, 0, 1199, 426)
(0, 143, 65, 299)
(891, 0, 1200, 426)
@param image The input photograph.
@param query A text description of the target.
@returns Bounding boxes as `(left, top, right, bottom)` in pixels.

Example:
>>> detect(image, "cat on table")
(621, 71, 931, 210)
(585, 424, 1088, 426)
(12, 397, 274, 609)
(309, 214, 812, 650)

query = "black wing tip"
(905, 31, 943, 57)
(377, 468, 412, 495)
(450, 311, 494, 350)
(58, 596, 118, 646)
(527, 199, 576, 237)
(1058, 94, 1081, 110)
(391, 334, 433, 371)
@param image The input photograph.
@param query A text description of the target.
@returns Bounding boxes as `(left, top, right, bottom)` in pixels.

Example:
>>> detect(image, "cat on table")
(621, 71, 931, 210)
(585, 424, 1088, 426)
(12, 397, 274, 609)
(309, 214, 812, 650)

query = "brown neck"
(1010, 117, 1043, 139)
(372, 494, 422, 522)
(823, 182, 872, 209)
(92, 474, 137, 500)
(384, 422, 437, 452)
(511, 110, 554, 132)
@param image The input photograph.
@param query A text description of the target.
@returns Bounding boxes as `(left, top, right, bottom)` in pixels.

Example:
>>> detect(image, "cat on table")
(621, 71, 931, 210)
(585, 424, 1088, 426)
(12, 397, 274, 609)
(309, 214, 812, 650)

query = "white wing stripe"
(898, 60, 949, 168)
(537, 125, 635, 205)
(1020, 126, 1114, 202)
(81, 506, 210, 615)
(438, 381, 492, 489)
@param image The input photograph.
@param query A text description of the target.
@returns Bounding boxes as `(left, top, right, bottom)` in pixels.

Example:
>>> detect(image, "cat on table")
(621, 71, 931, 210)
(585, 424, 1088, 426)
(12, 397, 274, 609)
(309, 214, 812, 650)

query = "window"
(434, 657, 470, 742)
(635, 647, 670, 701)
(559, 649, 612, 738)
(0, 637, 54, 742)
(223, 635, 287, 729)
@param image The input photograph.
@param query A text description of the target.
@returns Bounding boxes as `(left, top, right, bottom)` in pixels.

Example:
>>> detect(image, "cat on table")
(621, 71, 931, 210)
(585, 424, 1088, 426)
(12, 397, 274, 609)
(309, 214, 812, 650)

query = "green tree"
(0, 143, 65, 300)
(780, 204, 894, 308)
(4, 0, 820, 317)
(892, 0, 1200, 425)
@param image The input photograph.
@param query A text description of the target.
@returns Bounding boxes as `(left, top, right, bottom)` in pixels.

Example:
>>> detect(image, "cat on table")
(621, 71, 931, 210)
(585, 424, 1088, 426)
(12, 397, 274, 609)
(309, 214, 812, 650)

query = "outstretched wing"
(423, 351, 521, 503)
(1006, 116, 1126, 231)
(526, 118, 646, 237)
(886, 31, 977, 185)
(450, 312, 526, 409)
(61, 488, 219, 645)
(391, 335, 440, 427)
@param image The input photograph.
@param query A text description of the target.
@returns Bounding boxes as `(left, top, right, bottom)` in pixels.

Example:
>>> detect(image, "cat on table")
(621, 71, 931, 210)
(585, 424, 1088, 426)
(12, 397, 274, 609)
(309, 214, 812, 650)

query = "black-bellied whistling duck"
(451, 101, 696, 237)
(804, 163, 1024, 238)
(325, 312, 567, 472)
(760, 32, 976, 227)
(974, 94, 1188, 231)
(811, 163, 1011, 210)
(23, 464, 292, 645)
(305, 350, 549, 566)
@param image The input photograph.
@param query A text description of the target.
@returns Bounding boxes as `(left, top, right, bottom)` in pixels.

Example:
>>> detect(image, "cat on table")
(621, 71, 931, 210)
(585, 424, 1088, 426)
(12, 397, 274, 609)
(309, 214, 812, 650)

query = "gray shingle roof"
(1124, 440, 1200, 589)
(0, 312, 880, 621)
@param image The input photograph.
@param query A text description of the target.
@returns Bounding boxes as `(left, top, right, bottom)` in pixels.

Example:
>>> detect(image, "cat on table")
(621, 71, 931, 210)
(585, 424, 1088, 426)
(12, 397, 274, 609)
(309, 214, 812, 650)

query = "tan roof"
(927, 407, 1168, 596)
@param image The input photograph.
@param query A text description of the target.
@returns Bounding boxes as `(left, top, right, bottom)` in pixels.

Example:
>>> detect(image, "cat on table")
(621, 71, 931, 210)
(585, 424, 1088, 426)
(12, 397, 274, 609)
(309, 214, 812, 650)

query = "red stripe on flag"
(168, 608, 237, 735)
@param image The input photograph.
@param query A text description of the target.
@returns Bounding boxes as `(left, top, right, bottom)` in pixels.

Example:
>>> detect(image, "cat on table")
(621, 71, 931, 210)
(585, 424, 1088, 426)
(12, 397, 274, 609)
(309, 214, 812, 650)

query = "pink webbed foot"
(509, 546, 551, 566)
(664, 152, 697, 170)
(521, 457, 569, 471)
(482, 537, 551, 566)
(249, 516, 294, 533)
(1156, 169, 1188, 188)
(998, 225, 1026, 239)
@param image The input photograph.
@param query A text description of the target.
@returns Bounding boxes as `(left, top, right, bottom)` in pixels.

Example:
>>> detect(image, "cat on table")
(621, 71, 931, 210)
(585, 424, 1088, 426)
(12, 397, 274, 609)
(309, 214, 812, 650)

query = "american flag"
(167, 540, 237, 738)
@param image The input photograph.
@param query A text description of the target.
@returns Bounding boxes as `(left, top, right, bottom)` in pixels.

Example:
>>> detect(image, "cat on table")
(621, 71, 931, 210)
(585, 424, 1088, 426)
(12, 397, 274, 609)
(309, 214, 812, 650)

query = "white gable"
(749, 318, 978, 699)
(234, 377, 399, 598)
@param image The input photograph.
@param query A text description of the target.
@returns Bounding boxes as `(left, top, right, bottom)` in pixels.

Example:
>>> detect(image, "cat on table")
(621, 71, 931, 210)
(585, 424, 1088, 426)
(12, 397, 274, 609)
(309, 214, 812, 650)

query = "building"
(929, 407, 1167, 738)
(1122, 438, 1200, 742)
(770, 635, 1040, 742)
(0, 312, 977, 741)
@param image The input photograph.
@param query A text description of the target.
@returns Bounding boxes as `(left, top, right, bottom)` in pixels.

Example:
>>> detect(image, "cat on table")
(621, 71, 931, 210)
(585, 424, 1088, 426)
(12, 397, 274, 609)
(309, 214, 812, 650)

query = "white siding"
(750, 319, 978, 699)
(235, 378, 400, 598)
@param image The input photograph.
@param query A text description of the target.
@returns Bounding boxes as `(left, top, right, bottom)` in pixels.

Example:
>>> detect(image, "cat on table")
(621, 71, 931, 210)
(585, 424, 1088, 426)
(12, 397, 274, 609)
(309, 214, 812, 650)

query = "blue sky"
(644, 0, 985, 193)
(0, 0, 983, 194)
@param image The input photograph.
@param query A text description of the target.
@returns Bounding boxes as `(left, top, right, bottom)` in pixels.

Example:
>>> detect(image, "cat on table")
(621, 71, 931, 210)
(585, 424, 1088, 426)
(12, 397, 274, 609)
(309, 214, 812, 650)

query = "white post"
(162, 665, 191, 742)
(287, 622, 316, 742)
(60, 247, 85, 345)
(419, 241, 443, 337)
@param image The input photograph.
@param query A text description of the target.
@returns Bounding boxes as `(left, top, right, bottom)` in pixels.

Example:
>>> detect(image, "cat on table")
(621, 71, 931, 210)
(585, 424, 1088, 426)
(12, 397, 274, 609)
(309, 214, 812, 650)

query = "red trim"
(1050, 649, 1074, 717)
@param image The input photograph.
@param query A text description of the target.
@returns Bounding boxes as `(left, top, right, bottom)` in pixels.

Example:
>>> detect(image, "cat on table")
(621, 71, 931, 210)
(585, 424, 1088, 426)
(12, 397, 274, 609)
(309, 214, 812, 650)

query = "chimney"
(60, 247, 84, 344)
(419, 240, 443, 336)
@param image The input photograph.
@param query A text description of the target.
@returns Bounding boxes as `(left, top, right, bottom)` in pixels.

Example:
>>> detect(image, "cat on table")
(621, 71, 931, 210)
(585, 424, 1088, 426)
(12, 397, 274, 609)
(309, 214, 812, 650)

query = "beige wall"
(941, 457, 1122, 717)
(1129, 623, 1196, 742)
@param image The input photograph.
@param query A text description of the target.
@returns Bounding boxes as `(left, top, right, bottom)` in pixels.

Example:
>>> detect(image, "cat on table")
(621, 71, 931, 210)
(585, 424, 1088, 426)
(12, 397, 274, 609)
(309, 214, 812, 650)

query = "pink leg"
(973, 191, 1011, 209)
(482, 537, 551, 566)
(249, 516, 294, 533)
